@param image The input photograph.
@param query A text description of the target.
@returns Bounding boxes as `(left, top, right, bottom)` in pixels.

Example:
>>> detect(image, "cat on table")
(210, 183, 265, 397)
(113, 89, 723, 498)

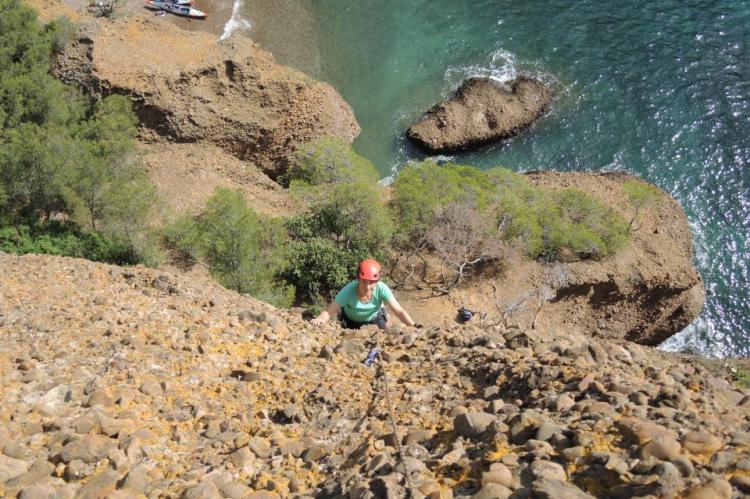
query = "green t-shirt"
(335, 280, 394, 322)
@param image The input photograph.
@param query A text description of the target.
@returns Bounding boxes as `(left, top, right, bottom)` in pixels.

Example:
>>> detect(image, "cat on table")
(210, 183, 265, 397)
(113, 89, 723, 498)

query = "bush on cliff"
(390, 160, 495, 245)
(165, 188, 294, 307)
(284, 183, 392, 302)
(281, 137, 379, 189)
(390, 161, 629, 263)
(623, 179, 662, 230)
(0, 217, 138, 263)
(0, 0, 159, 264)
(282, 138, 392, 302)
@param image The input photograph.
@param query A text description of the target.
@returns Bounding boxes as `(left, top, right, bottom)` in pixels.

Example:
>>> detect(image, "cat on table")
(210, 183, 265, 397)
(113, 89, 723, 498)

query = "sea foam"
(443, 48, 558, 98)
(444, 49, 519, 89)
(220, 0, 252, 41)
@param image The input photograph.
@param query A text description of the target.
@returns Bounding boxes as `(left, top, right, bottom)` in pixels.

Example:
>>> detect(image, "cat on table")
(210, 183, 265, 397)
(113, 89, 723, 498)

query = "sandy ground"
(31, 0, 321, 76)
(136, 0, 320, 75)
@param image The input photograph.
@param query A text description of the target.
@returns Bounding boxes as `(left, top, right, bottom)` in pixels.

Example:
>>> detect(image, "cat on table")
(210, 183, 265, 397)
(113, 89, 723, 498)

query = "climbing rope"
(365, 333, 416, 497)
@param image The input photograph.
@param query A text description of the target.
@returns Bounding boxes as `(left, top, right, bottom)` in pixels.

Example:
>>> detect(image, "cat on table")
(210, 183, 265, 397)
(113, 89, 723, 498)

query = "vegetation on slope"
(0, 0, 636, 308)
(0, 0, 157, 264)
(168, 137, 633, 306)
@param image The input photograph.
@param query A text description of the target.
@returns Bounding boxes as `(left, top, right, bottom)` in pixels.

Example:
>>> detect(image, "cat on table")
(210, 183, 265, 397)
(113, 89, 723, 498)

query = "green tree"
(69, 95, 139, 230)
(0, 0, 158, 265)
(623, 179, 662, 230)
(390, 160, 495, 243)
(283, 237, 370, 303)
(100, 169, 160, 265)
(283, 136, 379, 188)
(170, 188, 293, 307)
(280, 137, 393, 302)
(284, 182, 392, 301)
(0, 0, 73, 130)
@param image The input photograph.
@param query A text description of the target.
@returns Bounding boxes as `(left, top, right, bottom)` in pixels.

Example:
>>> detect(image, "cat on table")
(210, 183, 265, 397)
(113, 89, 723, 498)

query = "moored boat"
(160, 0, 193, 5)
(145, 0, 206, 17)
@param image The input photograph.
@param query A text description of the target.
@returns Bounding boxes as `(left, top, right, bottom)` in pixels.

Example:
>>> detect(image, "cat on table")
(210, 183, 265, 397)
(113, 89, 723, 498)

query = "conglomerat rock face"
(0, 252, 744, 498)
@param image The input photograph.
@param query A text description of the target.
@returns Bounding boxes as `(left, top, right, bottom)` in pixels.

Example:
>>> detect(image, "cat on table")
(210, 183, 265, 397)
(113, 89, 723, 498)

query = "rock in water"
(407, 76, 552, 153)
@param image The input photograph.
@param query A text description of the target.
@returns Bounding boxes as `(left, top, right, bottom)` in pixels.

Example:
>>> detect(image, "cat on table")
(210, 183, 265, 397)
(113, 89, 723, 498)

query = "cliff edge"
(52, 14, 360, 181)
(397, 172, 705, 347)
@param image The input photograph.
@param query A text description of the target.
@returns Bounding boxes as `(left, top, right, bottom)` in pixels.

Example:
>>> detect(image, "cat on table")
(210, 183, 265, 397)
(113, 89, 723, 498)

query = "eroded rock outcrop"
(527, 172, 705, 346)
(396, 172, 705, 346)
(0, 253, 744, 497)
(53, 16, 360, 180)
(407, 76, 552, 153)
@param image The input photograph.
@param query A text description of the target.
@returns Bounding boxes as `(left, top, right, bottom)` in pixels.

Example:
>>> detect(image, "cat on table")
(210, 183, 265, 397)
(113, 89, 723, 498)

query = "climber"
(310, 259, 416, 329)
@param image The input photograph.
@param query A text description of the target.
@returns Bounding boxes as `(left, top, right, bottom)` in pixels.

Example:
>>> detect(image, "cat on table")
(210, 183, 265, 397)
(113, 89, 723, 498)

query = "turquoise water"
(263, 0, 750, 356)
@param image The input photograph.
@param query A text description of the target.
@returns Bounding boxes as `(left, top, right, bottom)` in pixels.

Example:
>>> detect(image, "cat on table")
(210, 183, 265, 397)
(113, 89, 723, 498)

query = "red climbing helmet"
(358, 259, 381, 281)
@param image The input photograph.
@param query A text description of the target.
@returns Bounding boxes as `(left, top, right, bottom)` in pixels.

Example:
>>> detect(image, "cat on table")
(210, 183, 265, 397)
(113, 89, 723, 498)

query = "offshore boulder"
(407, 76, 552, 153)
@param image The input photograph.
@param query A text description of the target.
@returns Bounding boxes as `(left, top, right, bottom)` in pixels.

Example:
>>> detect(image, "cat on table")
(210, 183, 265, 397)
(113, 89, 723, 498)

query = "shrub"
(390, 162, 630, 264)
(0, 218, 137, 263)
(283, 237, 372, 303)
(552, 188, 629, 258)
(280, 139, 392, 302)
(425, 202, 508, 288)
(496, 186, 628, 261)
(100, 171, 162, 266)
(623, 179, 662, 229)
(166, 188, 293, 307)
(283, 137, 379, 188)
(390, 160, 495, 243)
(45, 16, 77, 53)
(284, 182, 391, 301)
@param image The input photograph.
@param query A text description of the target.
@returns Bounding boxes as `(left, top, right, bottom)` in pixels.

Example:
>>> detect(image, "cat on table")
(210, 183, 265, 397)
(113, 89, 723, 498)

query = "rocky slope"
(0, 252, 747, 498)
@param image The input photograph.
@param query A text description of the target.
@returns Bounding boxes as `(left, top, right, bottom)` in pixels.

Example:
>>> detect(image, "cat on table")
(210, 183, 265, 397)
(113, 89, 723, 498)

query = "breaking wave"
(220, 0, 252, 41)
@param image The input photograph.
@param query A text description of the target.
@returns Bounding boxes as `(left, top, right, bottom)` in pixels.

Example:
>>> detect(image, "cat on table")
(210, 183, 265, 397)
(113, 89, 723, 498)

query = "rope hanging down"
(365, 344, 415, 496)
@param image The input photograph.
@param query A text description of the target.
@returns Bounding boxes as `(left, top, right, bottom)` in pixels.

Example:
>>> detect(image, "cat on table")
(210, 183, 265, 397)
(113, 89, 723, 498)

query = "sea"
(230, 0, 750, 358)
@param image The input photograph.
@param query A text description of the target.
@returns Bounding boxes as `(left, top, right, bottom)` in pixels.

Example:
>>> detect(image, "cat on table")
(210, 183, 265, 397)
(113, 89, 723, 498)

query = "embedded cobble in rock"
(454, 412, 496, 438)
(0, 455, 30, 483)
(0, 253, 742, 498)
(532, 478, 595, 499)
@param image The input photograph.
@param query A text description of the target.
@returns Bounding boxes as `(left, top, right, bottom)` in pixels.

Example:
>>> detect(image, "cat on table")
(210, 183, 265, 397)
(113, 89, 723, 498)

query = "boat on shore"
(145, 0, 206, 17)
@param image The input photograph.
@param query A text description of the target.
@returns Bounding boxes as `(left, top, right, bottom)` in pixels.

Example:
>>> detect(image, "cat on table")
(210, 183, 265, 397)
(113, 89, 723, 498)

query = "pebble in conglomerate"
(0, 253, 749, 498)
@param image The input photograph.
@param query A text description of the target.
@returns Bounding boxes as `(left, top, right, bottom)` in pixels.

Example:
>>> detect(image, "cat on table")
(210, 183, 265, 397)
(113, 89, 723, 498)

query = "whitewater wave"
(445, 48, 519, 88)
(659, 317, 717, 356)
(445, 47, 564, 97)
(658, 216, 719, 357)
(220, 0, 252, 41)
